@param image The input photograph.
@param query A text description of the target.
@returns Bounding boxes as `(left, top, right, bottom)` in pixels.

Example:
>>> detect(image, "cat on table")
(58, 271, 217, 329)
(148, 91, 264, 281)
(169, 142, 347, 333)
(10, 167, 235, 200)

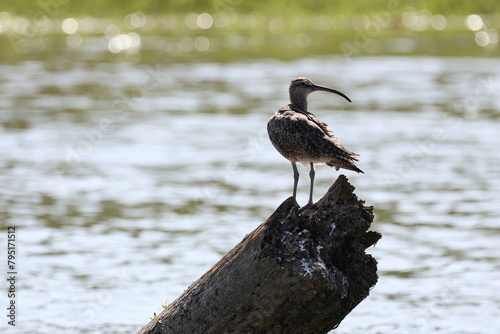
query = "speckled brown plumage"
(268, 105, 362, 172)
(267, 77, 363, 206)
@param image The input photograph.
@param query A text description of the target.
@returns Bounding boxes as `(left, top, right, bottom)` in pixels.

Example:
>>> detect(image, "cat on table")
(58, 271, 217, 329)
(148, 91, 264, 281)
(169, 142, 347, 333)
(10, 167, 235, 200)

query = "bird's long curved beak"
(312, 85, 352, 103)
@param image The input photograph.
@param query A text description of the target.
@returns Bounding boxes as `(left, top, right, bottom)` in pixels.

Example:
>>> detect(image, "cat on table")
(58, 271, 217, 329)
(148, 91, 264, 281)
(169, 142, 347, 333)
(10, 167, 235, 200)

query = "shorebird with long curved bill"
(267, 77, 363, 207)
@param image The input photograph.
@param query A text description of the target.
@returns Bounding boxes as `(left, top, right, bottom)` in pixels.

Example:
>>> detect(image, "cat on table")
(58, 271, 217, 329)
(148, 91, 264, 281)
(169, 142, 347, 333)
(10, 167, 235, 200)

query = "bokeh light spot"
(107, 35, 133, 53)
(126, 12, 147, 28)
(487, 29, 499, 46)
(128, 32, 141, 48)
(66, 34, 82, 48)
(466, 15, 483, 31)
(475, 31, 489, 47)
(431, 15, 447, 31)
(105, 24, 120, 38)
(214, 13, 229, 28)
(185, 13, 199, 30)
(62, 18, 78, 34)
(194, 36, 210, 51)
(11, 17, 28, 34)
(197, 13, 213, 29)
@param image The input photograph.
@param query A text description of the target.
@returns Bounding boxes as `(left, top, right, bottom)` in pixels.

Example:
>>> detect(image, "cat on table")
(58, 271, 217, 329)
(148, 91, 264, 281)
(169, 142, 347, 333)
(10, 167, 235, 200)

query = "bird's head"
(289, 77, 351, 111)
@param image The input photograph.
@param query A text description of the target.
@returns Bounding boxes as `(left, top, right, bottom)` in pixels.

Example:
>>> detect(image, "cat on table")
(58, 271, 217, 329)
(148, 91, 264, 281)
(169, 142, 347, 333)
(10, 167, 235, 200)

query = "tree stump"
(139, 175, 381, 334)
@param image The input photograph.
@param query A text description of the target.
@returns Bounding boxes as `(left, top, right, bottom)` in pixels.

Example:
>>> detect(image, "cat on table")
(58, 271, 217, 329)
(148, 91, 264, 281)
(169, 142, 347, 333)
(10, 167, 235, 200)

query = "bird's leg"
(307, 162, 315, 207)
(291, 162, 299, 201)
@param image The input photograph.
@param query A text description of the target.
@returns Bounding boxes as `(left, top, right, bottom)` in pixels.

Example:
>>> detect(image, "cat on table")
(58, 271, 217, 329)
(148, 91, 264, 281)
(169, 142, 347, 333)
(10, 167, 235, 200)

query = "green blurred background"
(4, 0, 500, 16)
(1, 0, 499, 63)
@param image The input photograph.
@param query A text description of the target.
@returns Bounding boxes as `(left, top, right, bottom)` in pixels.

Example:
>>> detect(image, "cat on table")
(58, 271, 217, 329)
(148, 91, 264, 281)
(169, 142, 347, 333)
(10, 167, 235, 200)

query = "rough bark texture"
(139, 175, 381, 334)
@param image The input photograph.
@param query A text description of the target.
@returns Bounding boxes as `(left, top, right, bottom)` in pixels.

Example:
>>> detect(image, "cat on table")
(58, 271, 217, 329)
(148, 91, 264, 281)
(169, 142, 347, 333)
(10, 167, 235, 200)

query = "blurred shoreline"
(1, 9, 499, 63)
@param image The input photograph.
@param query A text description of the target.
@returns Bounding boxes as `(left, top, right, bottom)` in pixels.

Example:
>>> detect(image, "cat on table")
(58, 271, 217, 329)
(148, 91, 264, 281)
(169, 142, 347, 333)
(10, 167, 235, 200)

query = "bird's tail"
(327, 160, 364, 174)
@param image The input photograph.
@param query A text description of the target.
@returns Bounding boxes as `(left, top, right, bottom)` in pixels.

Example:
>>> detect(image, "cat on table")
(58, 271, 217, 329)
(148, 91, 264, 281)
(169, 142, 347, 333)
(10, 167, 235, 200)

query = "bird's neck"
(289, 98, 308, 114)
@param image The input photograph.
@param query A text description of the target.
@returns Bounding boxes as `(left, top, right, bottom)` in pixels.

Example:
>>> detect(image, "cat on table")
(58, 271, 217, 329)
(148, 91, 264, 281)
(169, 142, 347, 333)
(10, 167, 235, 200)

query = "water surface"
(0, 56, 499, 333)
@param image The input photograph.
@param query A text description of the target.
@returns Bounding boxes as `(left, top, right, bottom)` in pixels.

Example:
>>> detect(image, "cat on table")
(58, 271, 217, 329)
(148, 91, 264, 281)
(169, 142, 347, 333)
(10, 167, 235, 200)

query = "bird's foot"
(298, 202, 316, 213)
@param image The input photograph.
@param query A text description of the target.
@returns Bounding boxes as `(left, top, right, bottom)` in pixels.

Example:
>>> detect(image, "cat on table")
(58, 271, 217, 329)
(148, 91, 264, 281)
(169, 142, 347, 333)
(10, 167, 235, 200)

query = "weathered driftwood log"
(139, 175, 381, 334)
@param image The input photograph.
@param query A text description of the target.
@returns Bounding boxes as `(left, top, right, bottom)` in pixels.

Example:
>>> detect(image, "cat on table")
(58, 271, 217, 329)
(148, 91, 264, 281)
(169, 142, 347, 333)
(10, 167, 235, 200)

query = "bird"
(267, 77, 363, 207)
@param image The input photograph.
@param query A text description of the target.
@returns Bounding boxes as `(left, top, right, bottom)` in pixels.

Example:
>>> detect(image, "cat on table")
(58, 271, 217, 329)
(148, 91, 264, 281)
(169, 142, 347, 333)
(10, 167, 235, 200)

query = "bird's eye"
(299, 82, 306, 87)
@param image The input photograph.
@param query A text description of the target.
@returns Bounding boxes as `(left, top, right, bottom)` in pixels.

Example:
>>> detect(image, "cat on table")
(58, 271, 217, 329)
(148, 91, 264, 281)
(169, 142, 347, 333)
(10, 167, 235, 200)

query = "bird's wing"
(268, 107, 362, 172)
(291, 112, 359, 161)
(304, 113, 335, 137)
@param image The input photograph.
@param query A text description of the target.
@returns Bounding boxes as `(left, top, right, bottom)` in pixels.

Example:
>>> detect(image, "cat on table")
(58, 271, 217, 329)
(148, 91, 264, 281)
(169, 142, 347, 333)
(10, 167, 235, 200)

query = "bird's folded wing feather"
(277, 112, 358, 160)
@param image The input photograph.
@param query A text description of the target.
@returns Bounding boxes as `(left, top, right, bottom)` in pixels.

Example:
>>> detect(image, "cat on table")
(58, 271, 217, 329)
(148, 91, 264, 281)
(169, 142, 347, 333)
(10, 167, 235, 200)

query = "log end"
(259, 175, 381, 332)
